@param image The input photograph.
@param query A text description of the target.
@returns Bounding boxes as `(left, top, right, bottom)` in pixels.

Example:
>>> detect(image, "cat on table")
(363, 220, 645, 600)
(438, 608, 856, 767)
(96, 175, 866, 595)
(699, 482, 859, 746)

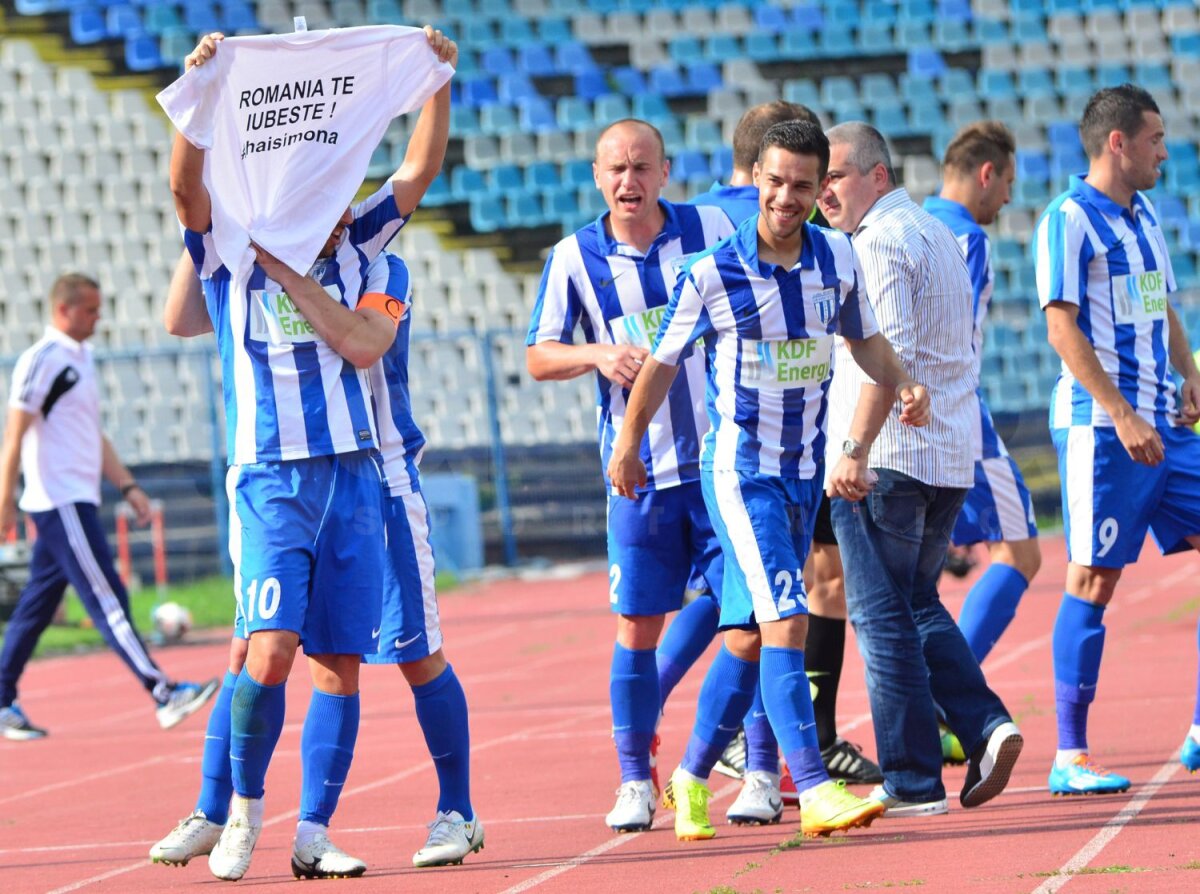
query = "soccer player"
(0, 274, 217, 740)
(608, 119, 919, 841)
(819, 122, 1023, 816)
(1033, 84, 1200, 794)
(165, 28, 456, 881)
(691, 101, 883, 818)
(526, 119, 734, 833)
(924, 122, 1042, 665)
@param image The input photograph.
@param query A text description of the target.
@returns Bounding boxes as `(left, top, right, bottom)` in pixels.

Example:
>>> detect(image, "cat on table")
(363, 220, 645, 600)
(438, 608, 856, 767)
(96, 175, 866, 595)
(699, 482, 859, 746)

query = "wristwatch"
(842, 438, 865, 460)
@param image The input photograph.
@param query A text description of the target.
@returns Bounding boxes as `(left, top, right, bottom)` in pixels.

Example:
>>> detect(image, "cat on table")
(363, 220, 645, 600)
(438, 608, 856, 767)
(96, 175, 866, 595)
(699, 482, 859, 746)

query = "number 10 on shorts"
(238, 577, 282, 622)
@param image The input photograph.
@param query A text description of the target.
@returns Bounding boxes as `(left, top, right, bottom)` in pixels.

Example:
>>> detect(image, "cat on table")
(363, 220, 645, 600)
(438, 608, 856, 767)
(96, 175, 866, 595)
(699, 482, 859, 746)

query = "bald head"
(595, 118, 665, 165)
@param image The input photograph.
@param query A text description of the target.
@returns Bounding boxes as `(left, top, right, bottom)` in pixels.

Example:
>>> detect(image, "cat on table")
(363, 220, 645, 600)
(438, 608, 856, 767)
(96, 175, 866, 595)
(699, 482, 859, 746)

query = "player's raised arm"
(164, 250, 213, 336)
(390, 26, 457, 217)
(252, 245, 398, 368)
(168, 32, 223, 232)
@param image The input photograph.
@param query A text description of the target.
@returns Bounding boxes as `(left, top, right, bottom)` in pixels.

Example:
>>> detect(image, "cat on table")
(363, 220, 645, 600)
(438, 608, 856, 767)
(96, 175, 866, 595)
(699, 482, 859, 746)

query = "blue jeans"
(831, 470, 1011, 802)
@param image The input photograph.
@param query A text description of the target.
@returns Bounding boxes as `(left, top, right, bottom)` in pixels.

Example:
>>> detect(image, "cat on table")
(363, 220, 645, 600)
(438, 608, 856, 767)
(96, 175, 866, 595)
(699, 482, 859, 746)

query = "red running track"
(2, 535, 1200, 893)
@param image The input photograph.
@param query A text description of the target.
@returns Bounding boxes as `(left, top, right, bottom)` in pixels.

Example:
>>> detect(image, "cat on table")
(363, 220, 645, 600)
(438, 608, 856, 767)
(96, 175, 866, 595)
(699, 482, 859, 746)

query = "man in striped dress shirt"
(1034, 85, 1200, 795)
(818, 122, 1023, 817)
(609, 120, 920, 840)
(526, 119, 735, 834)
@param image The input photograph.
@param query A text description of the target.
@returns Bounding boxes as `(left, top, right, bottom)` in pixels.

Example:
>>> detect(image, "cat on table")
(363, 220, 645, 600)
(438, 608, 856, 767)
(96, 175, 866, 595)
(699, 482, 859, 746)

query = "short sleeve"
(653, 272, 714, 366)
(526, 246, 582, 346)
(1035, 206, 1090, 310)
(359, 253, 414, 320)
(835, 246, 879, 341)
(349, 183, 408, 261)
(8, 347, 54, 415)
(156, 52, 225, 150)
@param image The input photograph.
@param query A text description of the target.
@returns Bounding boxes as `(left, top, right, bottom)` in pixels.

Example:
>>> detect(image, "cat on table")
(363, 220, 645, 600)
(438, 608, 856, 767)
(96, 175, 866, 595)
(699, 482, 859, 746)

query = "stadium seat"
(125, 34, 162, 72)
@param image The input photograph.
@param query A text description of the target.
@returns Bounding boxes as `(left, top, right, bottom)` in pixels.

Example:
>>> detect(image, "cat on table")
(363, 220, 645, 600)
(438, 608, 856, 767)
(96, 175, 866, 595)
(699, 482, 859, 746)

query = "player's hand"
(423, 25, 458, 69)
(125, 487, 153, 527)
(826, 456, 877, 502)
(1115, 412, 1164, 466)
(607, 443, 647, 500)
(250, 243, 301, 286)
(185, 32, 224, 70)
(897, 381, 930, 427)
(1178, 375, 1200, 426)
(595, 345, 649, 390)
(0, 501, 17, 540)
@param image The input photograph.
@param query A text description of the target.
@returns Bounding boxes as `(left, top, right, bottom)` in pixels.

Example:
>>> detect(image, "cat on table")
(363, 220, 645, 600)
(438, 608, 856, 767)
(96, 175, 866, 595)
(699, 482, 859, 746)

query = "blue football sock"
(680, 645, 758, 778)
(1194, 616, 1200, 727)
(611, 644, 660, 783)
(743, 684, 780, 774)
(1052, 593, 1106, 751)
(299, 689, 360, 826)
(657, 596, 720, 707)
(194, 670, 237, 823)
(760, 646, 827, 793)
(229, 669, 287, 800)
(958, 563, 1029, 662)
(413, 664, 473, 819)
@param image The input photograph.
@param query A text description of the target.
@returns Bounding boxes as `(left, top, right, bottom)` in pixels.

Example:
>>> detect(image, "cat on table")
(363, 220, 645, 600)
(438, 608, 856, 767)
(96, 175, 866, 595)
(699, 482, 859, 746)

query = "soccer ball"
(153, 601, 192, 642)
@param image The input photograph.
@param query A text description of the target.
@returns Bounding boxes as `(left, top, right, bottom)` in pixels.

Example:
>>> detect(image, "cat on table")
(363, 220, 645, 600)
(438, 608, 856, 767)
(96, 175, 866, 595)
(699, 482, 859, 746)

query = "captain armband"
(358, 292, 406, 328)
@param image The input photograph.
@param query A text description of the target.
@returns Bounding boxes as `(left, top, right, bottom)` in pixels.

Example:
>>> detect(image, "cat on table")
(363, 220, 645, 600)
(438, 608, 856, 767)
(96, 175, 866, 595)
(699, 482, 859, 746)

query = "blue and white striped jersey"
(366, 252, 425, 497)
(923, 196, 1007, 462)
(1034, 175, 1177, 429)
(184, 182, 409, 464)
(653, 215, 878, 479)
(526, 200, 734, 493)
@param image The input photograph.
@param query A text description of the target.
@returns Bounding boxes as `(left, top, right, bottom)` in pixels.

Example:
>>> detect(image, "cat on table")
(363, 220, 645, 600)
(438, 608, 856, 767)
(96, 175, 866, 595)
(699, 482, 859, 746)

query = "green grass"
(18, 571, 457, 658)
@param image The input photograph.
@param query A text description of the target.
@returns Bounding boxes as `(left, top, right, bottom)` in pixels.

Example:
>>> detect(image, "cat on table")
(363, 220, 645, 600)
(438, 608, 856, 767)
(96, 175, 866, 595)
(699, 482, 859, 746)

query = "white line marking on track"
(1029, 756, 1181, 894)
(495, 780, 740, 894)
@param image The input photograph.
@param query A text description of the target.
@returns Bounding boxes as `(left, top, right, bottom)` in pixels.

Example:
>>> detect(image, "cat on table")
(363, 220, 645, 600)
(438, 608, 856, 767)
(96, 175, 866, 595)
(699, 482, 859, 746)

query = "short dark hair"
(757, 119, 831, 179)
(943, 120, 1015, 177)
(49, 273, 100, 307)
(1080, 84, 1161, 159)
(595, 118, 665, 163)
(733, 101, 822, 172)
(826, 121, 896, 185)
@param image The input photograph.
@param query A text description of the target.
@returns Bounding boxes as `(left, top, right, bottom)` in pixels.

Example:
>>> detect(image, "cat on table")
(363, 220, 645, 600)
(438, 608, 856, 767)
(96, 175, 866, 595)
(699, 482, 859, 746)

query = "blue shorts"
(701, 469, 821, 628)
(952, 455, 1039, 546)
(607, 481, 723, 615)
(1054, 424, 1200, 568)
(364, 490, 443, 665)
(229, 451, 386, 654)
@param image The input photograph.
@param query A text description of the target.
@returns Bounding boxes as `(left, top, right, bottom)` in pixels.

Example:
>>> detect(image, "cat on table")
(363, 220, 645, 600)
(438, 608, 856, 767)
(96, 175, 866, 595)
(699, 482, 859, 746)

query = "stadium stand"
(2, 0, 1199, 561)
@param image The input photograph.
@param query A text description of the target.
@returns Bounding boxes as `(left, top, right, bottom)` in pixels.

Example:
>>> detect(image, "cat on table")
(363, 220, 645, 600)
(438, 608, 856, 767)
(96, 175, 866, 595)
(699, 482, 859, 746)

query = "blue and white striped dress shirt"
(824, 188, 977, 488)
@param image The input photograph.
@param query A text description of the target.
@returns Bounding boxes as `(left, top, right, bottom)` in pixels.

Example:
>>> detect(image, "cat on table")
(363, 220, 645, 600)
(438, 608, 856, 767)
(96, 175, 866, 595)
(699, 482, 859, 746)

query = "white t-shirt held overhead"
(157, 24, 452, 277)
(8, 327, 103, 512)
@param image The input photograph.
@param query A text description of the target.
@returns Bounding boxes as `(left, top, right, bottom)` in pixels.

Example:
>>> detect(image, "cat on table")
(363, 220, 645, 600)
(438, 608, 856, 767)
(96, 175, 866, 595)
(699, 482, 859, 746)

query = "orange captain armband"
(358, 292, 406, 327)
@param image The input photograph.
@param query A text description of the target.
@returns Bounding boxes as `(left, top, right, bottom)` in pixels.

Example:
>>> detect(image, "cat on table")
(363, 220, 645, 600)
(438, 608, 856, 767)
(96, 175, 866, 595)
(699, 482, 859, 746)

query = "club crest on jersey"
(812, 289, 836, 326)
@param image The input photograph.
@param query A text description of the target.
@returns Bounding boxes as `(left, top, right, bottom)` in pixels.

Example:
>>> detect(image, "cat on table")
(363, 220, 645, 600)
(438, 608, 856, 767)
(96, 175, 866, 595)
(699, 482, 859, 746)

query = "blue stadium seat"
(461, 76, 499, 108)
(498, 73, 540, 105)
(490, 164, 525, 195)
(125, 33, 162, 71)
(555, 42, 599, 75)
(860, 73, 897, 105)
(901, 0, 938, 21)
(703, 34, 743, 63)
(792, 4, 825, 28)
(1172, 33, 1200, 57)
(784, 78, 821, 107)
(979, 70, 1016, 99)
(469, 195, 505, 233)
(557, 96, 594, 131)
(937, 0, 972, 19)
(574, 69, 610, 101)
(538, 17, 573, 43)
(562, 159, 595, 188)
(816, 28, 855, 57)
(1016, 150, 1051, 182)
(972, 18, 1009, 44)
(143, 3, 181, 34)
(526, 162, 560, 191)
(857, 21, 893, 55)
(649, 65, 689, 98)
(633, 94, 672, 125)
(1133, 63, 1173, 92)
(105, 4, 141, 39)
(519, 97, 558, 133)
(668, 36, 702, 64)
(504, 21, 539, 51)
(1056, 66, 1094, 98)
(367, 144, 392, 178)
(1095, 63, 1130, 85)
(754, 5, 788, 32)
(480, 46, 515, 76)
(543, 186, 579, 222)
(452, 166, 489, 201)
(780, 28, 821, 60)
(421, 173, 452, 206)
(744, 32, 780, 62)
(183, 0, 220, 34)
(69, 7, 108, 44)
(895, 19, 931, 50)
(451, 105, 482, 136)
(874, 105, 908, 135)
(710, 145, 733, 180)
(820, 76, 857, 108)
(1017, 68, 1056, 98)
(367, 0, 402, 21)
(685, 117, 723, 153)
(900, 72, 938, 104)
(513, 43, 554, 75)
(933, 19, 971, 51)
(480, 103, 521, 136)
(159, 27, 195, 66)
(908, 48, 946, 79)
(906, 97, 944, 132)
(686, 63, 722, 95)
(937, 68, 974, 100)
(595, 93, 632, 122)
(611, 66, 648, 96)
(223, 1, 258, 31)
(673, 150, 710, 182)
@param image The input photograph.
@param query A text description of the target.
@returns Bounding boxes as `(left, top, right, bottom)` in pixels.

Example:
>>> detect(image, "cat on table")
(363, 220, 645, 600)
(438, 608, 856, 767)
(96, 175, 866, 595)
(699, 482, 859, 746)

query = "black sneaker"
(821, 738, 884, 784)
(0, 701, 48, 740)
(712, 727, 747, 779)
